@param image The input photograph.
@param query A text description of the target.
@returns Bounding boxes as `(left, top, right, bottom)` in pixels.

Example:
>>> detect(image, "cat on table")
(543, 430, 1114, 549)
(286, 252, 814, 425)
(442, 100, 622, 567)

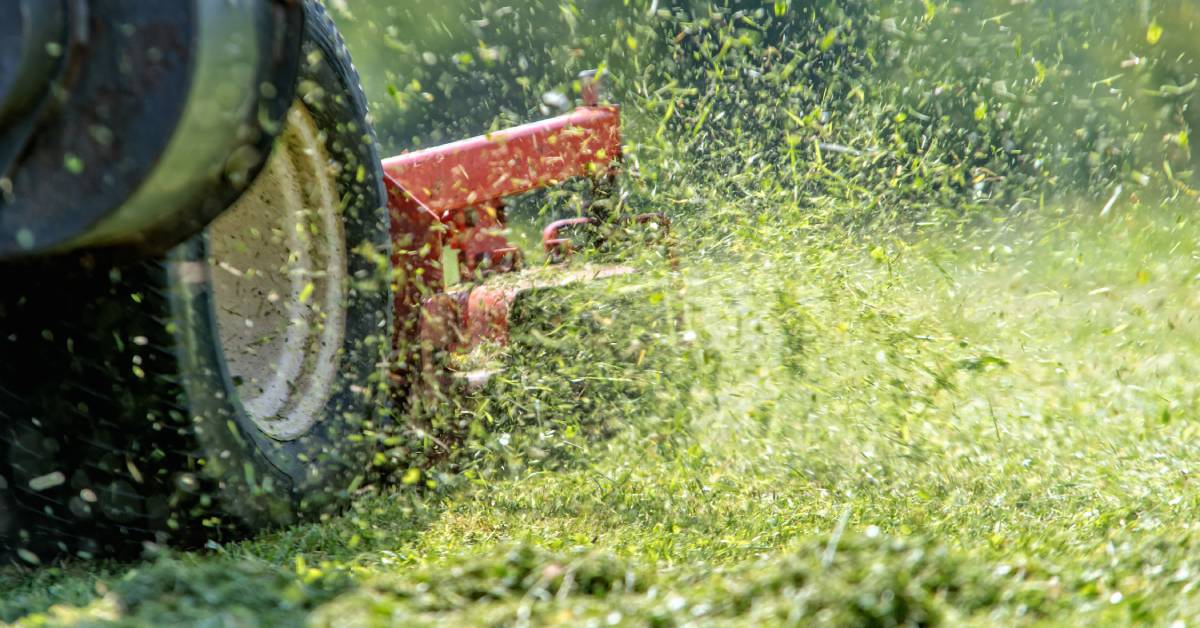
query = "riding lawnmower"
(0, 1, 665, 562)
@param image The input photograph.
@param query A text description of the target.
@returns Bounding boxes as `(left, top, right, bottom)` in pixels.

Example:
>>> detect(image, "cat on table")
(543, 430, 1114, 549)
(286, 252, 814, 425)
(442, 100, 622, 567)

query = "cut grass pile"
(5, 201, 1200, 625)
(3, 2, 1199, 624)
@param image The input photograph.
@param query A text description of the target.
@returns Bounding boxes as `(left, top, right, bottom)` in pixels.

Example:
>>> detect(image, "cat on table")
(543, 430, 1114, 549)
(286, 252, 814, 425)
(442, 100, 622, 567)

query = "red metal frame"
(543, 212, 671, 262)
(382, 106, 622, 214)
(383, 97, 629, 386)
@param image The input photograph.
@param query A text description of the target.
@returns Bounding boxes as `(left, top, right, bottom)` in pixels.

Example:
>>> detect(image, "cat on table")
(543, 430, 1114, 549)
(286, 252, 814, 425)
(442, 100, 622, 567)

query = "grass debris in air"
(6, 0, 1200, 625)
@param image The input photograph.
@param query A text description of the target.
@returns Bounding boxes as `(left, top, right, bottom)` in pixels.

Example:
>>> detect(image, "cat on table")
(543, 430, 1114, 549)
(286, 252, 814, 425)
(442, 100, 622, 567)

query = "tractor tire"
(0, 1, 390, 562)
(0, 0, 304, 261)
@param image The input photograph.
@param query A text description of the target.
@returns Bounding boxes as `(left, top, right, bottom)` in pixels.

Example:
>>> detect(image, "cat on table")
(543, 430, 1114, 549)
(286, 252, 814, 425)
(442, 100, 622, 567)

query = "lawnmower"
(0, 0, 666, 562)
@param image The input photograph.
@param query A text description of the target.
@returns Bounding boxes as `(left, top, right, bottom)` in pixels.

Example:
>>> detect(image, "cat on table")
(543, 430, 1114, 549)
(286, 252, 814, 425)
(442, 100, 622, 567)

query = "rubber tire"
(0, 0, 389, 563)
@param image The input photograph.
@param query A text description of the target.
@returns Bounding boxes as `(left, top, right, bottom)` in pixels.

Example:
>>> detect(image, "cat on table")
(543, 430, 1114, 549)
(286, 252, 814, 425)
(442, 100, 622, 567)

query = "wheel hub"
(208, 102, 347, 442)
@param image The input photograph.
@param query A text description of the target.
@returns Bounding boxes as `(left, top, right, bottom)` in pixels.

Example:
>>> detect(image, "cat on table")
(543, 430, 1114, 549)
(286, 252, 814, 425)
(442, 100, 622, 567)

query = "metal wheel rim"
(208, 101, 347, 442)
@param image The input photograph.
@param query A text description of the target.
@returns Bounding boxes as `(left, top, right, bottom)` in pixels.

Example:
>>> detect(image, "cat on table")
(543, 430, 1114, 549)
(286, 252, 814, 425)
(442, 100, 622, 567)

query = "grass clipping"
(7, 0, 1200, 626)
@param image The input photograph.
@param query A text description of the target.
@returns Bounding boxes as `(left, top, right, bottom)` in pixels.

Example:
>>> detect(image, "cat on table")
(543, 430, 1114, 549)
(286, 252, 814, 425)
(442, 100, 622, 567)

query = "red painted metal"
(412, 286, 512, 355)
(542, 212, 672, 261)
(417, 265, 639, 353)
(382, 105, 622, 214)
(384, 95, 641, 391)
(386, 179, 443, 340)
(542, 217, 591, 261)
(441, 202, 522, 276)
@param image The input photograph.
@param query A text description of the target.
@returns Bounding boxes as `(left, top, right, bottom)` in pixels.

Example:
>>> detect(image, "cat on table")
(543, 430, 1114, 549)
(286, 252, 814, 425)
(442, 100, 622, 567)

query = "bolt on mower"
(0, 0, 673, 562)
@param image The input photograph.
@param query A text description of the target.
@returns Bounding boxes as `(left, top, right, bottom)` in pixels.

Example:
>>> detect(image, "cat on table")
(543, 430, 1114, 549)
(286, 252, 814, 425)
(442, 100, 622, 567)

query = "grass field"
(4, 199, 1200, 625)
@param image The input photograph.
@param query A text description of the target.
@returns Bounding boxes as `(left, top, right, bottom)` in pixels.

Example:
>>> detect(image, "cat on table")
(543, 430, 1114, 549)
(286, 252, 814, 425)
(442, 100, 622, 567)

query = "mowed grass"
(6, 202, 1200, 625)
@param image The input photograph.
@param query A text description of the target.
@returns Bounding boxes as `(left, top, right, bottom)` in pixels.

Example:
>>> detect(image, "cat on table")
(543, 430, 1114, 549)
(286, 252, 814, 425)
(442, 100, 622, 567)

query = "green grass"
(6, 201, 1200, 625)
(5, 1, 1199, 623)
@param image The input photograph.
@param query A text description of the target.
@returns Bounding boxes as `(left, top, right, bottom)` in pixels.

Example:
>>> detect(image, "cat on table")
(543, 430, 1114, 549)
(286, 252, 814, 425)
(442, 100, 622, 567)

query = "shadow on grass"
(0, 473, 445, 623)
(0, 269, 687, 624)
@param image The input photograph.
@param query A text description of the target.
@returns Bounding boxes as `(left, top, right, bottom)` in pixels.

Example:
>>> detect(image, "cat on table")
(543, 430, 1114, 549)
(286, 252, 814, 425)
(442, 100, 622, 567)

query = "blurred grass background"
(337, 0, 1198, 220)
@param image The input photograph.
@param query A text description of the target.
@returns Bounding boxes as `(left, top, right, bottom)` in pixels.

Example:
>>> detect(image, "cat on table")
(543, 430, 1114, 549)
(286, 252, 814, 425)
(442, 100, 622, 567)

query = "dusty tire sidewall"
(170, 1, 390, 526)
